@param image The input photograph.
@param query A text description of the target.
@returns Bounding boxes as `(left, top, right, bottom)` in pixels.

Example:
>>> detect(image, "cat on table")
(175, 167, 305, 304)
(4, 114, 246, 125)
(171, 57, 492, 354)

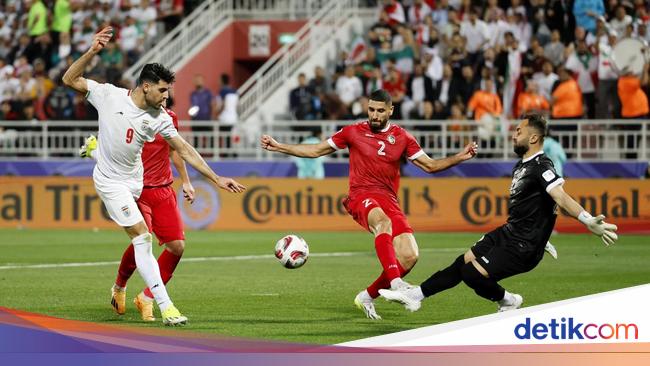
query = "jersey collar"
(522, 150, 544, 163)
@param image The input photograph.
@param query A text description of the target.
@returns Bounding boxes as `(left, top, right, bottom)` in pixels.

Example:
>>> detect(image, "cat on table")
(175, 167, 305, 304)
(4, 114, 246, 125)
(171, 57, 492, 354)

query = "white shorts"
(93, 168, 144, 227)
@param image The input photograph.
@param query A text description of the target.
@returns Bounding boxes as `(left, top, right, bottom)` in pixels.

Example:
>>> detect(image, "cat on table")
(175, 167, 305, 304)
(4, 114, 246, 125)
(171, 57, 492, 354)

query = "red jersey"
(142, 108, 178, 187)
(328, 121, 424, 198)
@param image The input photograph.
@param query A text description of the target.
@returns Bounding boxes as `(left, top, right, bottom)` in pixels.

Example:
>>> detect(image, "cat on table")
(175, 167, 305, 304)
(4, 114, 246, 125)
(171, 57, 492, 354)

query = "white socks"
(390, 278, 408, 290)
(132, 232, 172, 312)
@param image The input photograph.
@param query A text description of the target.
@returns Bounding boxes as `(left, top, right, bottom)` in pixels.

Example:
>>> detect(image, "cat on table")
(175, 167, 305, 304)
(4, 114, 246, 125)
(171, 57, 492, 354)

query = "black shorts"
(470, 226, 543, 281)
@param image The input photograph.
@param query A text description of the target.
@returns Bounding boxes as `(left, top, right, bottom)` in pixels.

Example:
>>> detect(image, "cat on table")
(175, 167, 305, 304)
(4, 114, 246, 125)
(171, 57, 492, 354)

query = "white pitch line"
(0, 247, 464, 271)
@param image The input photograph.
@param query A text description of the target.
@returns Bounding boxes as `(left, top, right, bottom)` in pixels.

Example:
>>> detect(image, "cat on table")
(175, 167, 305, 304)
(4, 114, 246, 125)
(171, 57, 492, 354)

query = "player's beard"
(513, 141, 529, 157)
(369, 118, 388, 133)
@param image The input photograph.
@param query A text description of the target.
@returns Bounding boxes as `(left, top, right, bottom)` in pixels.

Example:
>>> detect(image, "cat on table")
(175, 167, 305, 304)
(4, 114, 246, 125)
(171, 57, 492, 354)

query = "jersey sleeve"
(327, 126, 351, 150)
(158, 116, 179, 140)
(537, 159, 565, 193)
(85, 79, 113, 109)
(405, 131, 425, 160)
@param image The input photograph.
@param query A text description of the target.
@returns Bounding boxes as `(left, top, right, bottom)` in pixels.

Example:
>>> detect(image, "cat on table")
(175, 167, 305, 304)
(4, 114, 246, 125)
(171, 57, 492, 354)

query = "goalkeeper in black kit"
(379, 114, 618, 313)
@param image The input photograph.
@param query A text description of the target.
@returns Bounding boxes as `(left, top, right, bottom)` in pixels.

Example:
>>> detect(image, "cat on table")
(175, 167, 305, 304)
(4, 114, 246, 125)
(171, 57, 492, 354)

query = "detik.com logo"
(514, 317, 638, 340)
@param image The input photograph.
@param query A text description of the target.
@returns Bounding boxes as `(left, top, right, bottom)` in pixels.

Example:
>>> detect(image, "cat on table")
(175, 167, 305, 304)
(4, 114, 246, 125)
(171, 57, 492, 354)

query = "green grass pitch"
(0, 229, 648, 344)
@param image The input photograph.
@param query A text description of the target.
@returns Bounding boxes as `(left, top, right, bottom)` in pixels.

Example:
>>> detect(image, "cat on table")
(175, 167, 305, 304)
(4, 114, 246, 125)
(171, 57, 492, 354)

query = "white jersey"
(86, 79, 178, 189)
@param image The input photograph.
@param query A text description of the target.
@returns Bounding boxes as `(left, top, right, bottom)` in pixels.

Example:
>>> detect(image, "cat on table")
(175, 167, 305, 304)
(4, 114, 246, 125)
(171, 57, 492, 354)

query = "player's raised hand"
(182, 182, 195, 204)
(261, 135, 280, 152)
(91, 27, 113, 53)
(216, 176, 246, 193)
(456, 141, 479, 161)
(584, 214, 618, 246)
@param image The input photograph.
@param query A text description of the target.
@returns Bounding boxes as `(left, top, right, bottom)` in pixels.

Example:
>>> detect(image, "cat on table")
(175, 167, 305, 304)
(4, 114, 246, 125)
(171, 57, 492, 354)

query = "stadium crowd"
(289, 0, 650, 124)
(0, 0, 193, 121)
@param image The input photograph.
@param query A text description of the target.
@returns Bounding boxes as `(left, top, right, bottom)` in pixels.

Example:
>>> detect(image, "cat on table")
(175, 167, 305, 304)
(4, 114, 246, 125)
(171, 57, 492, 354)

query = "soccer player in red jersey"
(261, 89, 478, 319)
(80, 107, 195, 322)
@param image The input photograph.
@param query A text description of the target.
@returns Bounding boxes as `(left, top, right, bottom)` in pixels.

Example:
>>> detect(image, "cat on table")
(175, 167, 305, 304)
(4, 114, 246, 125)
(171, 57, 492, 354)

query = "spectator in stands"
(460, 7, 489, 65)
(131, 0, 159, 44)
(551, 66, 584, 120)
(308, 66, 331, 96)
(565, 39, 597, 119)
(365, 66, 384, 96)
(27, 0, 49, 39)
(335, 65, 363, 115)
(383, 65, 406, 118)
(517, 79, 550, 116)
(368, 10, 392, 49)
(50, 32, 73, 75)
(215, 73, 238, 126)
(30, 33, 54, 69)
(44, 83, 75, 120)
(99, 41, 125, 84)
(189, 74, 213, 121)
(608, 5, 633, 37)
(73, 17, 97, 54)
(595, 30, 620, 119)
(618, 64, 649, 119)
(403, 63, 434, 119)
(8, 34, 34, 65)
(573, 0, 605, 35)
(450, 65, 478, 108)
(407, 0, 432, 27)
(423, 46, 443, 83)
(533, 60, 559, 103)
(616, 63, 648, 159)
(544, 30, 565, 67)
(119, 15, 144, 66)
(497, 32, 523, 118)
(290, 73, 320, 120)
(432, 63, 453, 119)
(637, 20, 650, 44)
(467, 78, 502, 121)
(157, 0, 184, 33)
(382, 0, 406, 26)
(51, 0, 72, 48)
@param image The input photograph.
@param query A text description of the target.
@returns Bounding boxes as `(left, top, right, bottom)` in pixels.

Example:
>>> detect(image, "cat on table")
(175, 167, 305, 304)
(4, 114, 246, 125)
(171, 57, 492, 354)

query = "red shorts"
(137, 185, 185, 245)
(343, 192, 413, 236)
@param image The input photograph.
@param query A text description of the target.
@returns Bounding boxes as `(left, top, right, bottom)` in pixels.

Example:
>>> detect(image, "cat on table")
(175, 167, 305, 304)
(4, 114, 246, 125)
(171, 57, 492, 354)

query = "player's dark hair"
(523, 113, 548, 139)
(136, 63, 175, 86)
(369, 89, 392, 106)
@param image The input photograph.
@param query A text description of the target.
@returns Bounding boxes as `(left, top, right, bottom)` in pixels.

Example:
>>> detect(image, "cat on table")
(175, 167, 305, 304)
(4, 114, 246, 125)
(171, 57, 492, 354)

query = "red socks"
(114, 243, 182, 297)
(366, 262, 408, 298)
(115, 244, 136, 288)
(374, 233, 401, 280)
(143, 249, 181, 298)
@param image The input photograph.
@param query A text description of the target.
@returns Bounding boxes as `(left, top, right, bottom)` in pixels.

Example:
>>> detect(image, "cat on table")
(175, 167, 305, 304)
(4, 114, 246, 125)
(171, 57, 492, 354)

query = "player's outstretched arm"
(260, 134, 335, 158)
(170, 150, 195, 203)
(167, 135, 246, 193)
(548, 185, 618, 246)
(62, 26, 113, 94)
(411, 141, 478, 173)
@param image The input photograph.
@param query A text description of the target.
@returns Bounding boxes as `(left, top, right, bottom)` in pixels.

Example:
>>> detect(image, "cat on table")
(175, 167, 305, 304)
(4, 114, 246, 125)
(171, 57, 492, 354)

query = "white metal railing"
(1, 120, 648, 162)
(124, 0, 335, 82)
(237, 0, 362, 121)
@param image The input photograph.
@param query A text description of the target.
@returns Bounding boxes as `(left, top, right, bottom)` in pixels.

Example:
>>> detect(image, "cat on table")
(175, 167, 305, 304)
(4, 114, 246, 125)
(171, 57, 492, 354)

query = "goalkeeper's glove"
(578, 211, 618, 246)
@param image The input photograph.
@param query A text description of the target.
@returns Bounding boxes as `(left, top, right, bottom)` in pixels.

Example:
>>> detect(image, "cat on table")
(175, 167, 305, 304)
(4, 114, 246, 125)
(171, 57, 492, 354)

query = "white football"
(274, 234, 309, 269)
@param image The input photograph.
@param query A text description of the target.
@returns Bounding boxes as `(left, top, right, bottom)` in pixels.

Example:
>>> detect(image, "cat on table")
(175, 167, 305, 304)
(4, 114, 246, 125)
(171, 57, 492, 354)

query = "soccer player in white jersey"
(62, 27, 246, 326)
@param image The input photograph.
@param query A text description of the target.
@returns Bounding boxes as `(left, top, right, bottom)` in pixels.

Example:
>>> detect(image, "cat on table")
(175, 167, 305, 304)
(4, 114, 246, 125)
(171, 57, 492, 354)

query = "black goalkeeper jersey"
(504, 151, 565, 251)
